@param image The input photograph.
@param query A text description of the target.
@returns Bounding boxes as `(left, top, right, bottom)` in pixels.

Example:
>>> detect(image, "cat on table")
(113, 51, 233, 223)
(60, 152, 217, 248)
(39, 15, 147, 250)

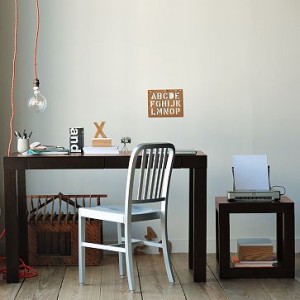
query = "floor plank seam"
(136, 256, 144, 299)
(14, 278, 25, 299)
(258, 278, 274, 299)
(99, 263, 104, 298)
(56, 265, 67, 300)
(171, 261, 188, 300)
(206, 258, 230, 299)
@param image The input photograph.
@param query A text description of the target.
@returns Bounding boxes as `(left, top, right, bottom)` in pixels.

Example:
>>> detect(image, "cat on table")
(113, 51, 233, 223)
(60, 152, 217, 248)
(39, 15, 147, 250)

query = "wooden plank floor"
(1, 253, 300, 299)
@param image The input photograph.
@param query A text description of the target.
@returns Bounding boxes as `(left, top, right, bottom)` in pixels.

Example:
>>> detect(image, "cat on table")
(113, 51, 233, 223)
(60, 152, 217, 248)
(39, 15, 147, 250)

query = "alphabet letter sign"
(148, 89, 184, 118)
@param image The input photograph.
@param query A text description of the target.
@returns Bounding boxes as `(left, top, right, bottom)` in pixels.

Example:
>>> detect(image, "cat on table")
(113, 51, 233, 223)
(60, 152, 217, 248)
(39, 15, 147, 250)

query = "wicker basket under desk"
(27, 193, 107, 266)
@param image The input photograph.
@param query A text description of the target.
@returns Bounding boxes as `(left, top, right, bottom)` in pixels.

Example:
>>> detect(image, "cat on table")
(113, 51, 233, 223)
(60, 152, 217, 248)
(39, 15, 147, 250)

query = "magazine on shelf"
(231, 254, 277, 268)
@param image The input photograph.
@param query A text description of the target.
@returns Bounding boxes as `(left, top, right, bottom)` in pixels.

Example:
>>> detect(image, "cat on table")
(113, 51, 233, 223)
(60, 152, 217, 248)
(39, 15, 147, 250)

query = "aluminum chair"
(78, 143, 175, 291)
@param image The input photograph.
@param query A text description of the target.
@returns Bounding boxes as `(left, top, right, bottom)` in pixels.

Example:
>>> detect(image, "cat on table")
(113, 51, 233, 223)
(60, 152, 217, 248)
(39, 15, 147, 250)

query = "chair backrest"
(125, 143, 175, 210)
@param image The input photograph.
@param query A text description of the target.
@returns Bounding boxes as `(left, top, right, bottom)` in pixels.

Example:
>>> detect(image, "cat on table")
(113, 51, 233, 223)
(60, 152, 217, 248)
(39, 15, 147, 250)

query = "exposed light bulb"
(27, 78, 47, 113)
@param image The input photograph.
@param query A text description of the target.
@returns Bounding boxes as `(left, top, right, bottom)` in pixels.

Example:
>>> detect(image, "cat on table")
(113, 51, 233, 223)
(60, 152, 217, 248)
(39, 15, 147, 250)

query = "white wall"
(1, 0, 300, 253)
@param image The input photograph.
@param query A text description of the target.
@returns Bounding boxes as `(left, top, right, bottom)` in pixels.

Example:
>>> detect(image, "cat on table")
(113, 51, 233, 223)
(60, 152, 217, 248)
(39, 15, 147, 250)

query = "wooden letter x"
(94, 121, 107, 138)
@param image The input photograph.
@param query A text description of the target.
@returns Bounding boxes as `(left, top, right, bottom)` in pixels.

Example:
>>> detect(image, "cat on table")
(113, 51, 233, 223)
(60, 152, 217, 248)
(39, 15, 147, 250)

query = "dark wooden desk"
(3, 151, 207, 283)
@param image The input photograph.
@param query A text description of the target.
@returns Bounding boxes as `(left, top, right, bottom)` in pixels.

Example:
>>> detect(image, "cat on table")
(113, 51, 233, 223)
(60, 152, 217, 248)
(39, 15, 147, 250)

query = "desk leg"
(188, 169, 194, 269)
(281, 207, 295, 276)
(276, 212, 283, 262)
(193, 168, 207, 282)
(18, 170, 28, 264)
(218, 208, 230, 278)
(4, 169, 19, 283)
(216, 208, 219, 264)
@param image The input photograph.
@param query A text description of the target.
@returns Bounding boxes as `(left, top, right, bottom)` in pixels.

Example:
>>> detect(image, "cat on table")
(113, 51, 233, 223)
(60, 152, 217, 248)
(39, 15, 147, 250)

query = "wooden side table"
(215, 196, 295, 279)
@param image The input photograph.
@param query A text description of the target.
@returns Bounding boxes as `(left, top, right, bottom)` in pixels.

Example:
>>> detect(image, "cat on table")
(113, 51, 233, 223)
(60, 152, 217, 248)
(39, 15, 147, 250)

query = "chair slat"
(149, 148, 159, 199)
(143, 148, 153, 199)
(154, 149, 163, 198)
(137, 149, 147, 199)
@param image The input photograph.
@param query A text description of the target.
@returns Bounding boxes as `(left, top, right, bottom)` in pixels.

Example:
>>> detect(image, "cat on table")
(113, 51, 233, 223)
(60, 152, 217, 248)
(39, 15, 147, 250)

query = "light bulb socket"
(33, 78, 40, 88)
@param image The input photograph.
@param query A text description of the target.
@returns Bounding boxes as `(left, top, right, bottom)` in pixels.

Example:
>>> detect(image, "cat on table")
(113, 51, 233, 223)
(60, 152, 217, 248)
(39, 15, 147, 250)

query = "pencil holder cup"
(17, 139, 29, 153)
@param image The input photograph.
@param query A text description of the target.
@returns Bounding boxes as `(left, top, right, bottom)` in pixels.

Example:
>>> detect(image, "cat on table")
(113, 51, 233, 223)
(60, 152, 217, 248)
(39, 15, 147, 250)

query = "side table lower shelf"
(221, 263, 294, 279)
(215, 196, 295, 279)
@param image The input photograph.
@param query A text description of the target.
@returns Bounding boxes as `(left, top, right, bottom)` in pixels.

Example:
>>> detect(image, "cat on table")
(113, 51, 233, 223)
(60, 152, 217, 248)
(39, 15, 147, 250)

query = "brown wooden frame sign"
(148, 89, 184, 118)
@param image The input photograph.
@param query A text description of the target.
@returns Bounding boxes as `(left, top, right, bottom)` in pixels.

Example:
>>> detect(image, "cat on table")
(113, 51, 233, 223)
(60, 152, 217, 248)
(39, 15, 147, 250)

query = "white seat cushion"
(79, 204, 161, 223)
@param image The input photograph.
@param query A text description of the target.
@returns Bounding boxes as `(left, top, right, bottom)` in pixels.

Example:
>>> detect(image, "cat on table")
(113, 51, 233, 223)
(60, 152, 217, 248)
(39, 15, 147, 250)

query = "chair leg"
(125, 223, 135, 291)
(78, 214, 86, 284)
(117, 223, 126, 276)
(161, 218, 175, 283)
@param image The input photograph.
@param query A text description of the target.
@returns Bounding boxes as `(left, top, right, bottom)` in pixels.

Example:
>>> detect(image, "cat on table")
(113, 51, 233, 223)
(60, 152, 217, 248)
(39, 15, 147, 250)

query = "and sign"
(148, 89, 184, 118)
(69, 127, 84, 153)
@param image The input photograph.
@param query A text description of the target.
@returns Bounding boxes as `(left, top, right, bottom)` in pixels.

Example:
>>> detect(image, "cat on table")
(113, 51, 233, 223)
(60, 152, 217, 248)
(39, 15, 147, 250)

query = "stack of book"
(24, 144, 69, 155)
(231, 238, 277, 268)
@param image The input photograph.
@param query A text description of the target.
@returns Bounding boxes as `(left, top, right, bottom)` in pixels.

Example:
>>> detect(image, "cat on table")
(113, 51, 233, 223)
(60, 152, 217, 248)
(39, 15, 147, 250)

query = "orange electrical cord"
(34, 0, 40, 80)
(0, 229, 38, 279)
(7, 0, 18, 156)
(0, 229, 5, 240)
(4, 0, 38, 280)
(7, 0, 40, 156)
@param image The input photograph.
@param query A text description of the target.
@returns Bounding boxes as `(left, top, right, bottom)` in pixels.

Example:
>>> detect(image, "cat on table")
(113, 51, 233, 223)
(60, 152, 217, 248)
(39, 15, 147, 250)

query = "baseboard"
(207, 238, 300, 254)
(0, 238, 299, 256)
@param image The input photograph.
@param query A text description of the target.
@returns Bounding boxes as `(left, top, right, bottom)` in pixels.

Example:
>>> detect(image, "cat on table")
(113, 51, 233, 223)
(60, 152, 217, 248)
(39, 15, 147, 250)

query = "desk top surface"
(3, 150, 207, 170)
(5, 150, 206, 157)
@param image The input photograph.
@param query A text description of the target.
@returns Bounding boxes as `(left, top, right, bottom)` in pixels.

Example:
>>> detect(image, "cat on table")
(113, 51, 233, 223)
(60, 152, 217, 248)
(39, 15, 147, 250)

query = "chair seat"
(79, 204, 161, 223)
